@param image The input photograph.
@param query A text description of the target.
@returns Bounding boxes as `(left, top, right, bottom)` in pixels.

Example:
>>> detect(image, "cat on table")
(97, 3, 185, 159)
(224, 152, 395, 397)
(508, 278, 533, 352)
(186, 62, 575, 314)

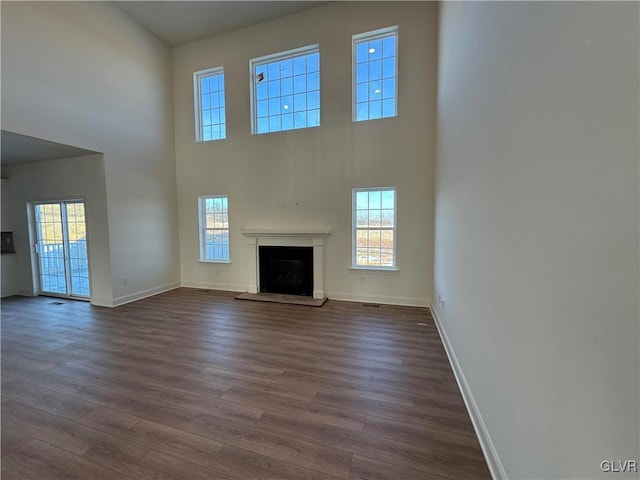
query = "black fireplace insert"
(259, 246, 313, 296)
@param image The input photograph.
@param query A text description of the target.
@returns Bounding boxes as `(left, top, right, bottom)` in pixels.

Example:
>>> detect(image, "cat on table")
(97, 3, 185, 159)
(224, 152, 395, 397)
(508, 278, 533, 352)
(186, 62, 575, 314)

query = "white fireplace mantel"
(241, 228, 331, 299)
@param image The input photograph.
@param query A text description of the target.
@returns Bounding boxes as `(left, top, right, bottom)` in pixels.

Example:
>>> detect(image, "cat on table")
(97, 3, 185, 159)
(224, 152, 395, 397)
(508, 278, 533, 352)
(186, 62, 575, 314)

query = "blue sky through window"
(354, 28, 397, 122)
(196, 68, 226, 141)
(253, 47, 320, 134)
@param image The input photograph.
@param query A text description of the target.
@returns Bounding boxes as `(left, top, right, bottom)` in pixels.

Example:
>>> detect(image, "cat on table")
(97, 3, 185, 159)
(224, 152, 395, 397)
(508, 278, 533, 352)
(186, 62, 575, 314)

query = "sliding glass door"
(34, 201, 90, 299)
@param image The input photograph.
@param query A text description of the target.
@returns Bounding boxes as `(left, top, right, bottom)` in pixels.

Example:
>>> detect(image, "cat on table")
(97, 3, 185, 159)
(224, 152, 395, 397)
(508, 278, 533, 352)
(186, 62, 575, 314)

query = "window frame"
(352, 25, 399, 122)
(198, 195, 231, 263)
(249, 44, 320, 135)
(193, 66, 226, 142)
(352, 186, 398, 270)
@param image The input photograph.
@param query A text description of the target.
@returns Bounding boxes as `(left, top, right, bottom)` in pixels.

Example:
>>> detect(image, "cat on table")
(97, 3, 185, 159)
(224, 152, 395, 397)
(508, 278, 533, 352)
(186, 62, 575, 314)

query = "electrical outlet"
(121, 277, 127, 285)
(438, 293, 445, 310)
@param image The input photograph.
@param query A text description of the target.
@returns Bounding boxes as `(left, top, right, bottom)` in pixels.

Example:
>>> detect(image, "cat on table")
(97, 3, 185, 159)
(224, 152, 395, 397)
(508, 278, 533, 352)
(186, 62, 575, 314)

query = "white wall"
(434, 2, 639, 479)
(172, 2, 437, 306)
(3, 155, 113, 303)
(1, 1, 179, 306)
(1, 178, 18, 297)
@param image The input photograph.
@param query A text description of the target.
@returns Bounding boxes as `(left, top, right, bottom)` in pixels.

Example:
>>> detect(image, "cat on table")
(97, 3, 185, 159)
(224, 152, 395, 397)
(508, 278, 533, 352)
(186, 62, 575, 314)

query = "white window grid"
(352, 187, 397, 269)
(249, 44, 320, 134)
(194, 66, 226, 142)
(199, 195, 230, 262)
(352, 26, 398, 122)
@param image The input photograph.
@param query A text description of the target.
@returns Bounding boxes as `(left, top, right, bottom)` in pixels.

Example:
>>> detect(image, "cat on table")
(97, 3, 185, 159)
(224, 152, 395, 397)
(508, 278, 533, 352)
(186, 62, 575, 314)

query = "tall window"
(194, 66, 226, 142)
(352, 187, 397, 269)
(352, 26, 398, 122)
(250, 45, 320, 134)
(198, 195, 230, 262)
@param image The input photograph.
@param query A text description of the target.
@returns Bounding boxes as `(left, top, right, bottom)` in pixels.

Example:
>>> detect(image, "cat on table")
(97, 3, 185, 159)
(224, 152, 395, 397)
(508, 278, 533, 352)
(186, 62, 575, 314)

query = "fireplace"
(259, 246, 313, 296)
(241, 228, 331, 299)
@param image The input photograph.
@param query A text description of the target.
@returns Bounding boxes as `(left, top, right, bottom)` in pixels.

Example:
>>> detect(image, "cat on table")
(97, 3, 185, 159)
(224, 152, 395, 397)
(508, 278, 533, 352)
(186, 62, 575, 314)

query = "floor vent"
(50, 301, 65, 305)
(362, 303, 380, 307)
(198, 289, 211, 293)
(417, 322, 428, 327)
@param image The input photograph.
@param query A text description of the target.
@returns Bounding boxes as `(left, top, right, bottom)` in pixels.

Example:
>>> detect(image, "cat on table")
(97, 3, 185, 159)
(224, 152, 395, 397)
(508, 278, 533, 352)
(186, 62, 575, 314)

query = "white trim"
(430, 303, 506, 480)
(352, 25, 398, 122)
(198, 195, 230, 263)
(352, 186, 397, 269)
(241, 231, 328, 300)
(249, 44, 320, 135)
(326, 291, 427, 308)
(193, 65, 225, 142)
(28, 198, 93, 300)
(241, 228, 331, 238)
(111, 282, 181, 307)
(349, 266, 399, 273)
(181, 281, 247, 293)
(90, 296, 114, 307)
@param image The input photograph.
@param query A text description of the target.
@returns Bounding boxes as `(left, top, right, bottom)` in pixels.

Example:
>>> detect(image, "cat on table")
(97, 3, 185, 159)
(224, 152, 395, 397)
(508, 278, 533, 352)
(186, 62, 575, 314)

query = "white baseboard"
(110, 282, 181, 307)
(430, 302, 507, 480)
(326, 291, 428, 307)
(90, 296, 115, 307)
(1, 291, 20, 298)
(181, 281, 247, 293)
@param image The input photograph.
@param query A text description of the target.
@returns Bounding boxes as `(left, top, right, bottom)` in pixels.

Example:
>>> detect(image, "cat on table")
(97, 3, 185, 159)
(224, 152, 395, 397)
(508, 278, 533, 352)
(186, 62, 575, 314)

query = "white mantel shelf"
(241, 228, 331, 237)
(241, 228, 330, 299)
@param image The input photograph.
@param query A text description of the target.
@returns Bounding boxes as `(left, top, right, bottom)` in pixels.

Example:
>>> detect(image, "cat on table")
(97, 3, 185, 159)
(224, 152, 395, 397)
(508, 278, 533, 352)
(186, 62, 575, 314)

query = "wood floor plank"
(3, 439, 132, 480)
(246, 409, 489, 478)
(313, 390, 476, 431)
(2, 380, 96, 421)
(79, 406, 224, 469)
(210, 444, 344, 480)
(2, 400, 99, 456)
(185, 411, 354, 479)
(1, 289, 490, 479)
(80, 432, 232, 480)
(363, 413, 481, 448)
(1, 425, 35, 459)
(222, 385, 366, 431)
(348, 454, 450, 480)
(0, 464, 37, 480)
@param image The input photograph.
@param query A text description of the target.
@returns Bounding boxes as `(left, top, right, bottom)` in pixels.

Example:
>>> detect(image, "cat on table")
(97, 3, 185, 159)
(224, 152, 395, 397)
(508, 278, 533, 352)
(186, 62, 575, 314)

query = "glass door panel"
(66, 202, 90, 297)
(35, 203, 66, 294)
(34, 201, 90, 299)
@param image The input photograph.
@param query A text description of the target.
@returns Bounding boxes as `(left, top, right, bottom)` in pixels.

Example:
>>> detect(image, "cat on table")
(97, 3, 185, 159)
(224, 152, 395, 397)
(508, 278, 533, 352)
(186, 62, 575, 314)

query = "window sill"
(199, 260, 232, 264)
(350, 266, 399, 273)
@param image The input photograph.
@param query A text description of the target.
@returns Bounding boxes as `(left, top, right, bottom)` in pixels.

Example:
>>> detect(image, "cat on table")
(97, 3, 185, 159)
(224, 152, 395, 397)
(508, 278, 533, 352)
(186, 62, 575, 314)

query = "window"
(198, 195, 230, 262)
(352, 187, 397, 269)
(194, 66, 226, 142)
(250, 45, 320, 134)
(352, 26, 398, 122)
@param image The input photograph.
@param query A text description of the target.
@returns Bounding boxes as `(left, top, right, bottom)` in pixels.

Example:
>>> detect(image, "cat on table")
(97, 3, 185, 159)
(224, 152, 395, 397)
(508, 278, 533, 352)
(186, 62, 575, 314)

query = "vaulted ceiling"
(114, 1, 328, 46)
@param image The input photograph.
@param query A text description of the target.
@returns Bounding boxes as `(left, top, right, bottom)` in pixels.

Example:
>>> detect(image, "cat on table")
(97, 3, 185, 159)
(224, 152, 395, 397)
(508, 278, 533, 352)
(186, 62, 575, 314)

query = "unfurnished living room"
(1, 2, 638, 479)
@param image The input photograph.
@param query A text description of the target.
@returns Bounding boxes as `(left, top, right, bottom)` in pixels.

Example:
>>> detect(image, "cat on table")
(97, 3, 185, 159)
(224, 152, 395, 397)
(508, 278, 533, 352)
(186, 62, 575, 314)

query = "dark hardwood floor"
(1, 288, 491, 479)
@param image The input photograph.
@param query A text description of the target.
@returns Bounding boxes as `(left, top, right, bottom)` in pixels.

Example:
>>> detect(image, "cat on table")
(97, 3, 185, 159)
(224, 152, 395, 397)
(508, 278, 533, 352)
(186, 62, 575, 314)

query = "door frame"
(27, 196, 92, 301)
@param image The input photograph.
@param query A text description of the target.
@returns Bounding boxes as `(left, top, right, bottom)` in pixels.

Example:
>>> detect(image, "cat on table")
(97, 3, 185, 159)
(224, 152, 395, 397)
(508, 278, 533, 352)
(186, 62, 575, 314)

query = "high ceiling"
(114, 1, 328, 46)
(2, 2, 328, 166)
